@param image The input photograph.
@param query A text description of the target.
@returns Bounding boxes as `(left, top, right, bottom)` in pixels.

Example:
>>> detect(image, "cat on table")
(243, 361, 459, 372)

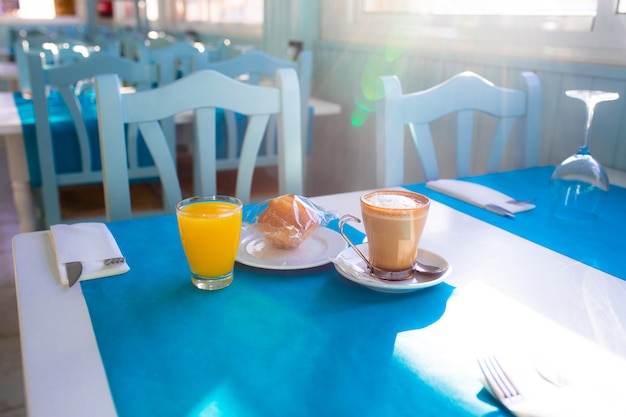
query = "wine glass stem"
(580, 101, 597, 154)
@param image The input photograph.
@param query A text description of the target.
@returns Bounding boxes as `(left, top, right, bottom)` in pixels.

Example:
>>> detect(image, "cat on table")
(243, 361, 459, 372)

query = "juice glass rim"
(176, 195, 243, 218)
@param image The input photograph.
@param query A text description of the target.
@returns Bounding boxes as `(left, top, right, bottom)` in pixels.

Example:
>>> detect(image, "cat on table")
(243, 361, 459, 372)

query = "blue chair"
(95, 68, 304, 221)
(196, 50, 313, 184)
(375, 71, 542, 186)
(26, 51, 162, 227)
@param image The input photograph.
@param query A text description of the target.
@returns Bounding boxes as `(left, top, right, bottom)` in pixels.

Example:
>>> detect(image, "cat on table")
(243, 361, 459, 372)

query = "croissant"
(256, 195, 320, 249)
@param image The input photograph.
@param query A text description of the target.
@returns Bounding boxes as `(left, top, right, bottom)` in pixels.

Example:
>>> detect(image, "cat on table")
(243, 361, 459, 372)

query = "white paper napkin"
(426, 179, 535, 214)
(49, 222, 130, 285)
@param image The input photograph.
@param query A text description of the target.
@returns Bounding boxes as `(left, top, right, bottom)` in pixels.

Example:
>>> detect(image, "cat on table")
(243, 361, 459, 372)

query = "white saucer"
(236, 227, 348, 270)
(332, 244, 450, 293)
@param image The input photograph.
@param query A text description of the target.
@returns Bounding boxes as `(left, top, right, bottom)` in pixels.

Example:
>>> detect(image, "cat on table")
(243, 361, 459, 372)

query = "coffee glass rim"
(360, 189, 430, 211)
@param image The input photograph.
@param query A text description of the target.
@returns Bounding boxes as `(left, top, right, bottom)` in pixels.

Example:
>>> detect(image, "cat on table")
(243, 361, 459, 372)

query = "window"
(110, 0, 158, 26)
(351, 0, 602, 34)
(0, 0, 82, 20)
(173, 0, 263, 24)
(108, 0, 263, 27)
(362, 1, 597, 16)
(153, 0, 263, 39)
(12, 0, 57, 18)
(322, 0, 626, 66)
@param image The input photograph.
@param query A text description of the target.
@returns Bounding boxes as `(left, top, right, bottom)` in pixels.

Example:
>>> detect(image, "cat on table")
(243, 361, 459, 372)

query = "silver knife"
(485, 203, 515, 219)
(66, 262, 83, 287)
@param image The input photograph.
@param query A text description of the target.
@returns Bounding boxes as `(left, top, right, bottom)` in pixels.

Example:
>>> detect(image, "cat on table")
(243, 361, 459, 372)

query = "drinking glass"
(176, 196, 243, 290)
(550, 90, 619, 220)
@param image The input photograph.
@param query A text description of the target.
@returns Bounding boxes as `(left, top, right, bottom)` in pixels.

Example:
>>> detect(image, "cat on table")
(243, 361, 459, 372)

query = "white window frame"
(0, 0, 263, 40)
(321, 0, 626, 66)
(152, 0, 263, 39)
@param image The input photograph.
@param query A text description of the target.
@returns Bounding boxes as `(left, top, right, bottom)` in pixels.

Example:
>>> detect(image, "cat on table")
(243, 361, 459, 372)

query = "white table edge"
(13, 231, 117, 417)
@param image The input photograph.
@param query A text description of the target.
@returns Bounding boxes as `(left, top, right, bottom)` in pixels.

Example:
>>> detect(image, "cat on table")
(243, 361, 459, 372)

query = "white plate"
(332, 244, 450, 293)
(236, 227, 348, 270)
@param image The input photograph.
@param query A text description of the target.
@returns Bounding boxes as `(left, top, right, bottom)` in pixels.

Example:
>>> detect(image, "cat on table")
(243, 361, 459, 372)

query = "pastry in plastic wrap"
(256, 194, 321, 249)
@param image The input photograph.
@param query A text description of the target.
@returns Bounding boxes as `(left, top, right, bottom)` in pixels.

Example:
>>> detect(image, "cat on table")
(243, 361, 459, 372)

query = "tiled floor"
(0, 139, 278, 417)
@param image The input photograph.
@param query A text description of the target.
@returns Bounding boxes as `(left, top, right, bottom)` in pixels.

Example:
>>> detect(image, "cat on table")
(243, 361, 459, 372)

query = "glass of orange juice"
(176, 196, 243, 290)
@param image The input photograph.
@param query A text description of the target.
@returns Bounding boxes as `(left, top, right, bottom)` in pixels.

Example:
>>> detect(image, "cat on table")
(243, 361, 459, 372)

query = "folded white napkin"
(426, 179, 535, 214)
(49, 222, 130, 285)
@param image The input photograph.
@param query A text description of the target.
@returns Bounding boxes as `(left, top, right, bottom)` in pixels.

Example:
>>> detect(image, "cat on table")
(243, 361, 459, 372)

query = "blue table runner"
(14, 91, 156, 188)
(405, 166, 626, 281)
(82, 214, 497, 417)
(79, 167, 626, 416)
(87, 164, 626, 417)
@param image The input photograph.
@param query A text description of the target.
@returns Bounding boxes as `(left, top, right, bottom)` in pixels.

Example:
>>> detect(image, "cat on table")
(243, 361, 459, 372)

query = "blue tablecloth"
(82, 214, 497, 417)
(79, 167, 626, 416)
(14, 91, 155, 187)
(405, 166, 626, 281)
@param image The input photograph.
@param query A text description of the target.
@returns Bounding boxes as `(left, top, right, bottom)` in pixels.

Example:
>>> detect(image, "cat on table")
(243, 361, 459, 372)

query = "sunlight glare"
(17, 0, 55, 18)
(363, 0, 597, 16)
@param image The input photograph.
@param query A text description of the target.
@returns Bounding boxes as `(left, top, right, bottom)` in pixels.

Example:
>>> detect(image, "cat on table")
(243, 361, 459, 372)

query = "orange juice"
(176, 197, 242, 288)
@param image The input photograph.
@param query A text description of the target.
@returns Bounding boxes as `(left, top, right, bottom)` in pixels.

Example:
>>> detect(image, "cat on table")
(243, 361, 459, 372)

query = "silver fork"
(477, 356, 525, 409)
(104, 257, 126, 265)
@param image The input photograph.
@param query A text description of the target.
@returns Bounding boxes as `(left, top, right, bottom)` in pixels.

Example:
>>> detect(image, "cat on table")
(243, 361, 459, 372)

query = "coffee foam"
(364, 193, 424, 209)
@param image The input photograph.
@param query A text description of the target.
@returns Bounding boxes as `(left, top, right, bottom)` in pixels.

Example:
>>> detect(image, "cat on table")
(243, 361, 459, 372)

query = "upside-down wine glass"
(550, 90, 619, 221)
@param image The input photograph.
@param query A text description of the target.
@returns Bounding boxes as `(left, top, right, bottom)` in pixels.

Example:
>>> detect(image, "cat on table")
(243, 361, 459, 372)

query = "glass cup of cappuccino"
(339, 190, 430, 280)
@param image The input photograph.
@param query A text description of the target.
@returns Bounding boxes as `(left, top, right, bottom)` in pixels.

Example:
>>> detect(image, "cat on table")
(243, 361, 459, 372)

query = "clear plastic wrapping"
(244, 194, 336, 249)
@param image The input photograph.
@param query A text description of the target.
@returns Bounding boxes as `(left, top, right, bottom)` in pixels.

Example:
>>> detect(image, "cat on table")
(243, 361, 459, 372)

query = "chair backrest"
(27, 51, 161, 227)
(375, 71, 542, 186)
(196, 50, 313, 179)
(204, 38, 232, 62)
(95, 68, 303, 222)
(139, 41, 214, 146)
(144, 40, 212, 79)
(144, 31, 178, 49)
(15, 34, 96, 95)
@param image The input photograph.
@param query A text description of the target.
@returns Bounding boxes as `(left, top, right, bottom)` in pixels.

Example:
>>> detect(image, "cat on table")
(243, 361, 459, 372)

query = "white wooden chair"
(143, 40, 212, 79)
(95, 68, 303, 222)
(15, 34, 92, 96)
(13, 27, 121, 95)
(375, 71, 542, 186)
(139, 40, 213, 146)
(27, 51, 162, 227)
(196, 50, 313, 191)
